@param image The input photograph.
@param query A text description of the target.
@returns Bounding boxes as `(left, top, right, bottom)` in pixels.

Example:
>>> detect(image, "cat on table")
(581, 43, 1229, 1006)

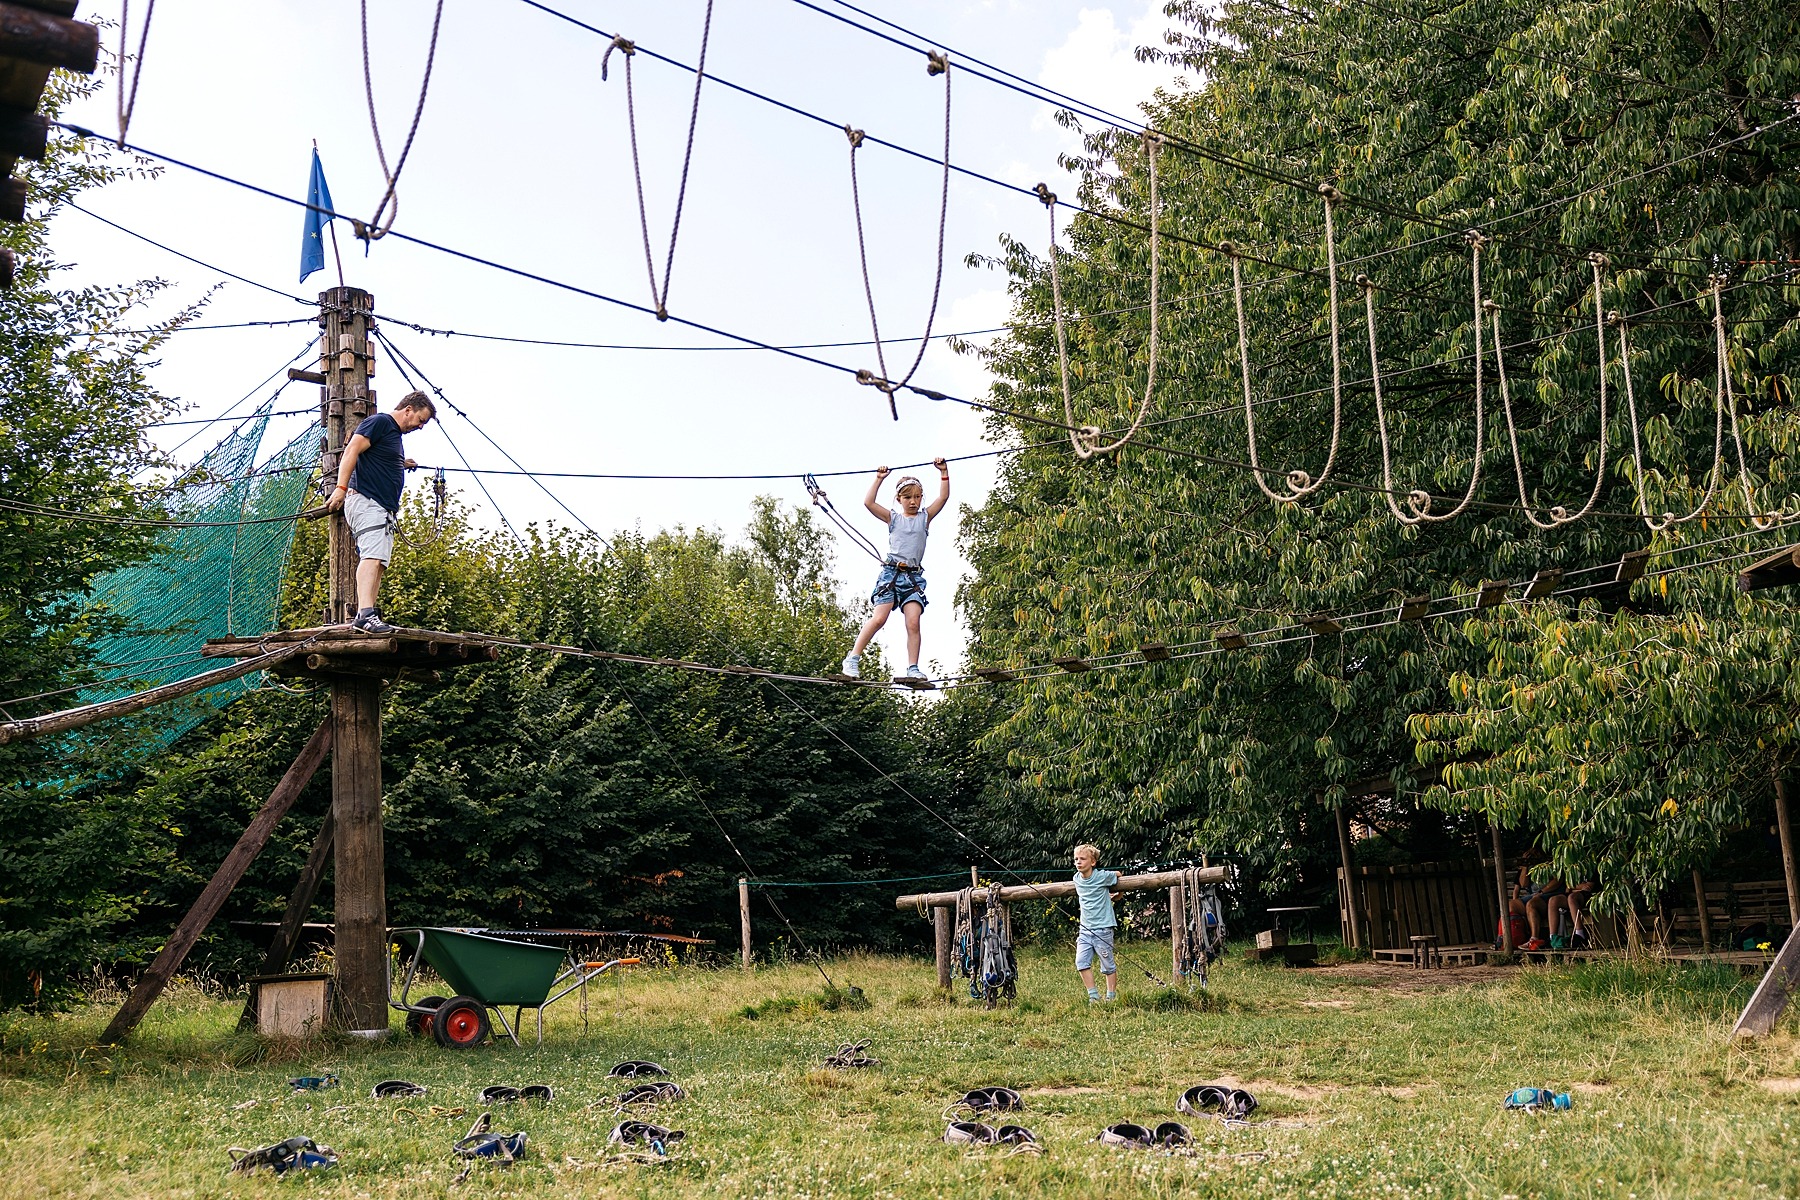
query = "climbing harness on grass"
(478, 1084, 554, 1105)
(953, 888, 1018, 1008)
(608, 1060, 672, 1079)
(371, 1079, 427, 1099)
(226, 1137, 338, 1175)
(822, 1039, 881, 1068)
(601, 0, 715, 321)
(1175, 868, 1228, 989)
(1366, 233, 1490, 524)
(943, 1086, 1024, 1119)
(1492, 253, 1612, 529)
(846, 50, 952, 419)
(358, 0, 445, 243)
(616, 1082, 685, 1106)
(1041, 132, 1165, 458)
(1153, 1121, 1194, 1149)
(1178, 1084, 1258, 1122)
(1504, 1087, 1572, 1112)
(1098, 1122, 1156, 1148)
(607, 1120, 686, 1153)
(1233, 184, 1345, 499)
(288, 1073, 339, 1092)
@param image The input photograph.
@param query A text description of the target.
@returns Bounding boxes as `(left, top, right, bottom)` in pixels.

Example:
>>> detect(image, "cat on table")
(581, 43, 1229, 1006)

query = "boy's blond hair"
(1073, 843, 1100, 860)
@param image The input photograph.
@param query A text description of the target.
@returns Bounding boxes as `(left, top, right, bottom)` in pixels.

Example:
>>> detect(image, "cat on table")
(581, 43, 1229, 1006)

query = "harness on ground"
(1178, 1084, 1258, 1121)
(608, 1061, 671, 1079)
(1505, 1087, 1572, 1112)
(822, 1039, 881, 1068)
(954, 887, 1018, 1008)
(226, 1137, 339, 1174)
(371, 1079, 426, 1099)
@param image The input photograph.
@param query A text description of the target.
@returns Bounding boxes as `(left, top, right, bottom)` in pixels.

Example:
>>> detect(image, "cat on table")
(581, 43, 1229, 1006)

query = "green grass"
(2, 947, 1798, 1198)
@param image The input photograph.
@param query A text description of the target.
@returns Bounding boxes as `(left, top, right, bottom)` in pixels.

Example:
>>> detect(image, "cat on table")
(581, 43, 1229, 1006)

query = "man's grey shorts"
(344, 490, 397, 563)
(1075, 925, 1116, 974)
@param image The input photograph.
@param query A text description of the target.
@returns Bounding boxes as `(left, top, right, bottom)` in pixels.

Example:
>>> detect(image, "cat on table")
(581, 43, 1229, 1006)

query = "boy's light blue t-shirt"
(1073, 868, 1119, 929)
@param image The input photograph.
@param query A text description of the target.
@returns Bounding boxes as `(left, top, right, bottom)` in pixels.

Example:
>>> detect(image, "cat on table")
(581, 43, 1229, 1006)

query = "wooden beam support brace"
(1491, 821, 1513, 953)
(1733, 921, 1800, 1038)
(102, 719, 333, 1044)
(1336, 804, 1360, 949)
(238, 805, 336, 1031)
(934, 905, 953, 989)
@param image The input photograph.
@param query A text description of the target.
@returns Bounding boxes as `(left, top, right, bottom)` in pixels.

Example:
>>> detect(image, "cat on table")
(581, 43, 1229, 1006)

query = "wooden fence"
(1337, 858, 1508, 951)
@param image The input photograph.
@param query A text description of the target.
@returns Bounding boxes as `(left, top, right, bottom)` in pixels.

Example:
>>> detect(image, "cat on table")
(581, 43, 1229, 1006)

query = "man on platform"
(324, 390, 435, 634)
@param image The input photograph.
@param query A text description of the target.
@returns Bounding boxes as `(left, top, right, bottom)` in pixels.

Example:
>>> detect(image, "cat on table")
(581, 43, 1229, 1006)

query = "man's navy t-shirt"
(348, 413, 406, 512)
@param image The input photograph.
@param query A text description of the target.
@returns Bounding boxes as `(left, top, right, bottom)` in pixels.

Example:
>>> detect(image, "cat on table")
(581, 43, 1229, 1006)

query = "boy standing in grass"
(1073, 844, 1120, 1003)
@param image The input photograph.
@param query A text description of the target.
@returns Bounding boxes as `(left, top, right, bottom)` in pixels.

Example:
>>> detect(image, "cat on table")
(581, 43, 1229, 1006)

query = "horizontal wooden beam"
(287, 368, 328, 385)
(0, 2, 99, 72)
(203, 637, 397, 658)
(895, 865, 1232, 910)
(0, 643, 311, 745)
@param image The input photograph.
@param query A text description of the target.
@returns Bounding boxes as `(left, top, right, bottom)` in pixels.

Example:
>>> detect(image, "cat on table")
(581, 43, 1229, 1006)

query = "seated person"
(1547, 879, 1597, 950)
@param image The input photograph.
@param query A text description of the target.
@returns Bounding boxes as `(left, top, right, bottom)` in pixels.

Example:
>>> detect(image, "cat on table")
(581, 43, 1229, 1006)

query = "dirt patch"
(1376, 1085, 1419, 1098)
(1303, 962, 1519, 992)
(1759, 1078, 1800, 1095)
(1025, 1085, 1104, 1095)
(1571, 1082, 1613, 1095)
(1299, 999, 1355, 1008)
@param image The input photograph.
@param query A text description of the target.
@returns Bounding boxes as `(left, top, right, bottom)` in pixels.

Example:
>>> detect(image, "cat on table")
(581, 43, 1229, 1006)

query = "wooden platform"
(203, 626, 500, 682)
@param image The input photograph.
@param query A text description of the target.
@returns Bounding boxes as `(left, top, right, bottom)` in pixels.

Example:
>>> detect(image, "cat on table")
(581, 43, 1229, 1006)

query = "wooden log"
(0, 110, 48, 159)
(238, 805, 336, 1030)
(0, 175, 26, 224)
(1775, 772, 1800, 928)
(0, 642, 309, 745)
(203, 638, 398, 658)
(934, 905, 952, 988)
(287, 368, 328, 385)
(1490, 822, 1513, 952)
(1693, 868, 1712, 950)
(1169, 884, 1185, 980)
(739, 878, 752, 970)
(102, 719, 333, 1044)
(9, 3, 81, 19)
(1732, 921, 1800, 1037)
(331, 675, 387, 1034)
(0, 3, 100, 72)
(895, 866, 1230, 910)
(1335, 805, 1360, 948)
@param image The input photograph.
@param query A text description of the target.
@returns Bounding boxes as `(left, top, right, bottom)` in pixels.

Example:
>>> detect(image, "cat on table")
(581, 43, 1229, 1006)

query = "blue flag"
(299, 148, 335, 284)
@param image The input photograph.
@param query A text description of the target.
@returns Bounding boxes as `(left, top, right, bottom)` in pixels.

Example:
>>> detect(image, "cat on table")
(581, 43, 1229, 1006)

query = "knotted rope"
(1233, 184, 1344, 497)
(1367, 232, 1490, 524)
(359, 0, 445, 243)
(1492, 253, 1611, 529)
(848, 52, 952, 419)
(116, 0, 156, 148)
(1045, 132, 1163, 458)
(604, 2, 715, 322)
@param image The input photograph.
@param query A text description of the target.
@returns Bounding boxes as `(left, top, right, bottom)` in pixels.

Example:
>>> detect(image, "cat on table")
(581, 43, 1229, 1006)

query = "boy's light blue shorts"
(1075, 925, 1116, 974)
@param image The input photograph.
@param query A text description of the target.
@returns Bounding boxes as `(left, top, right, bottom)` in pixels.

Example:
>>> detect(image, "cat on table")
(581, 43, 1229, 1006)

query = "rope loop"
(1355, 273, 1373, 292)
(855, 368, 895, 393)
(1034, 182, 1056, 207)
(1463, 229, 1489, 249)
(844, 125, 866, 148)
(1317, 182, 1340, 204)
(360, 0, 446, 241)
(601, 35, 636, 80)
(926, 50, 948, 76)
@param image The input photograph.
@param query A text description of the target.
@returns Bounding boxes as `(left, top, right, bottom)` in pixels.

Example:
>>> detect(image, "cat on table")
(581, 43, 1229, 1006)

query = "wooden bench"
(1670, 879, 1793, 950)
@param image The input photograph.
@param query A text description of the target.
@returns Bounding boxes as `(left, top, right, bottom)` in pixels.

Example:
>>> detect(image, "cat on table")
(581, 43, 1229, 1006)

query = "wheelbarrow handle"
(580, 957, 642, 970)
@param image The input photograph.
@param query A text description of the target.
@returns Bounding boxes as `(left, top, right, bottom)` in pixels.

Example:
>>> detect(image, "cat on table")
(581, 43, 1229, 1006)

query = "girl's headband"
(894, 475, 924, 494)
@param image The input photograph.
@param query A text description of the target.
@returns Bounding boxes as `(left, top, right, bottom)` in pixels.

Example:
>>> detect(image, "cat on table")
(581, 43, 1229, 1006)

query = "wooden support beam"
(1775, 771, 1800, 929)
(972, 666, 1016, 683)
(0, 642, 309, 745)
(203, 637, 398, 658)
(1051, 656, 1091, 673)
(1214, 626, 1248, 650)
(1616, 549, 1651, 584)
(1523, 568, 1563, 599)
(1737, 545, 1800, 593)
(237, 806, 336, 1031)
(0, 3, 100, 72)
(102, 719, 332, 1044)
(1336, 804, 1360, 949)
(1301, 613, 1343, 636)
(1693, 868, 1712, 951)
(896, 866, 1231, 910)
(0, 110, 48, 159)
(1733, 921, 1800, 1038)
(738, 878, 752, 970)
(1491, 821, 1513, 952)
(287, 368, 328, 385)
(332, 675, 386, 1034)
(1138, 643, 1170, 662)
(1398, 595, 1431, 621)
(1169, 883, 1185, 979)
(1478, 580, 1509, 609)
(934, 905, 952, 988)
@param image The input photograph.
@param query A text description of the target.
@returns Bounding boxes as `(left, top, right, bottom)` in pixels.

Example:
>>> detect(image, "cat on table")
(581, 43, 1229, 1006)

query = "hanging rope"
(1492, 253, 1611, 530)
(1714, 274, 1781, 531)
(803, 474, 883, 562)
(115, 0, 156, 148)
(847, 50, 952, 419)
(1044, 132, 1163, 458)
(1232, 183, 1344, 496)
(603, 1, 715, 322)
(1367, 233, 1490, 524)
(358, 0, 446, 243)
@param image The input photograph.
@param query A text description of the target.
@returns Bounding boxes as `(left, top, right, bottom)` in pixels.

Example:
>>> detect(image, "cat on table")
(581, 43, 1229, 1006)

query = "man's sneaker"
(352, 610, 396, 635)
(1569, 930, 1590, 950)
(904, 665, 929, 681)
(840, 653, 862, 678)
(1519, 937, 1548, 951)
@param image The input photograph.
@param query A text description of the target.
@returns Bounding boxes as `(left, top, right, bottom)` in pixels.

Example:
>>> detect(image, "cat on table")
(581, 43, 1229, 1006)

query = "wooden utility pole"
(1774, 772, 1800, 929)
(319, 286, 388, 1035)
(1335, 805, 1360, 949)
(738, 878, 752, 969)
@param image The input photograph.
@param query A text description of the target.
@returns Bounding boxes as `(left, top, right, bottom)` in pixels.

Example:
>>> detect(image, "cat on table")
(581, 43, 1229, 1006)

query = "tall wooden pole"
(1491, 821, 1514, 953)
(320, 286, 388, 1034)
(1169, 883, 1186, 980)
(1774, 771, 1800, 929)
(738, 878, 752, 969)
(1335, 805, 1360, 949)
(934, 905, 953, 988)
(1692, 869, 1712, 951)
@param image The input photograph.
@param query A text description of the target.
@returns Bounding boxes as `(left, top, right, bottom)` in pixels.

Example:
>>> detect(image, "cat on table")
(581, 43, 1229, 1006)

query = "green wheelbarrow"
(389, 927, 639, 1048)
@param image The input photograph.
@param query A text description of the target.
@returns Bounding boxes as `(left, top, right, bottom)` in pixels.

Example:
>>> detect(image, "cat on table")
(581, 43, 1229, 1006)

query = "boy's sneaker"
(1086, 988, 1100, 1004)
(1104, 992, 1117, 1002)
(352, 609, 396, 635)
(1519, 937, 1548, 951)
(1569, 930, 1589, 950)
(840, 653, 861, 678)
(904, 665, 928, 681)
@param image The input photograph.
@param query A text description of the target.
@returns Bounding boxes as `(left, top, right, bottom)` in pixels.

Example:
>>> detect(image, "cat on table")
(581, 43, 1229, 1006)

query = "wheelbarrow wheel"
(432, 996, 490, 1049)
(405, 995, 448, 1038)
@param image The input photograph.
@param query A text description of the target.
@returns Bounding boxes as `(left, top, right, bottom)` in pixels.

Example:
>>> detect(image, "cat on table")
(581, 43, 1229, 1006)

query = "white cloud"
(1038, 2, 1187, 135)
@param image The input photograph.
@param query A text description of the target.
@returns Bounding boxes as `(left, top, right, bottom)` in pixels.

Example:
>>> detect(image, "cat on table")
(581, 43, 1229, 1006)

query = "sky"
(56, 0, 1187, 675)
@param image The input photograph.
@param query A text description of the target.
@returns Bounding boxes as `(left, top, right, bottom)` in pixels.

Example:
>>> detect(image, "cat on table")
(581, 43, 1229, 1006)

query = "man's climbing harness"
(1492, 253, 1612, 529)
(847, 50, 952, 419)
(1365, 233, 1490, 524)
(601, 1, 715, 321)
(943, 1121, 1041, 1155)
(1233, 183, 1345, 499)
(1174, 868, 1228, 989)
(822, 1039, 881, 1068)
(1042, 131, 1164, 458)
(616, 1081, 685, 1106)
(954, 887, 1018, 1008)
(226, 1137, 339, 1175)
(477, 1084, 554, 1105)
(608, 1120, 686, 1151)
(358, 0, 445, 244)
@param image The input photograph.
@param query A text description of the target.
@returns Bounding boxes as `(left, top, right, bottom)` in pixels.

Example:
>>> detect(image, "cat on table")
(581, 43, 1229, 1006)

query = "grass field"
(2, 946, 1797, 1198)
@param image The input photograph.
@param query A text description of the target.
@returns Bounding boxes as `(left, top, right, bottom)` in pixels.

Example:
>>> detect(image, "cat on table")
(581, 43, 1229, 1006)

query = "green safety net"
(76, 411, 323, 755)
